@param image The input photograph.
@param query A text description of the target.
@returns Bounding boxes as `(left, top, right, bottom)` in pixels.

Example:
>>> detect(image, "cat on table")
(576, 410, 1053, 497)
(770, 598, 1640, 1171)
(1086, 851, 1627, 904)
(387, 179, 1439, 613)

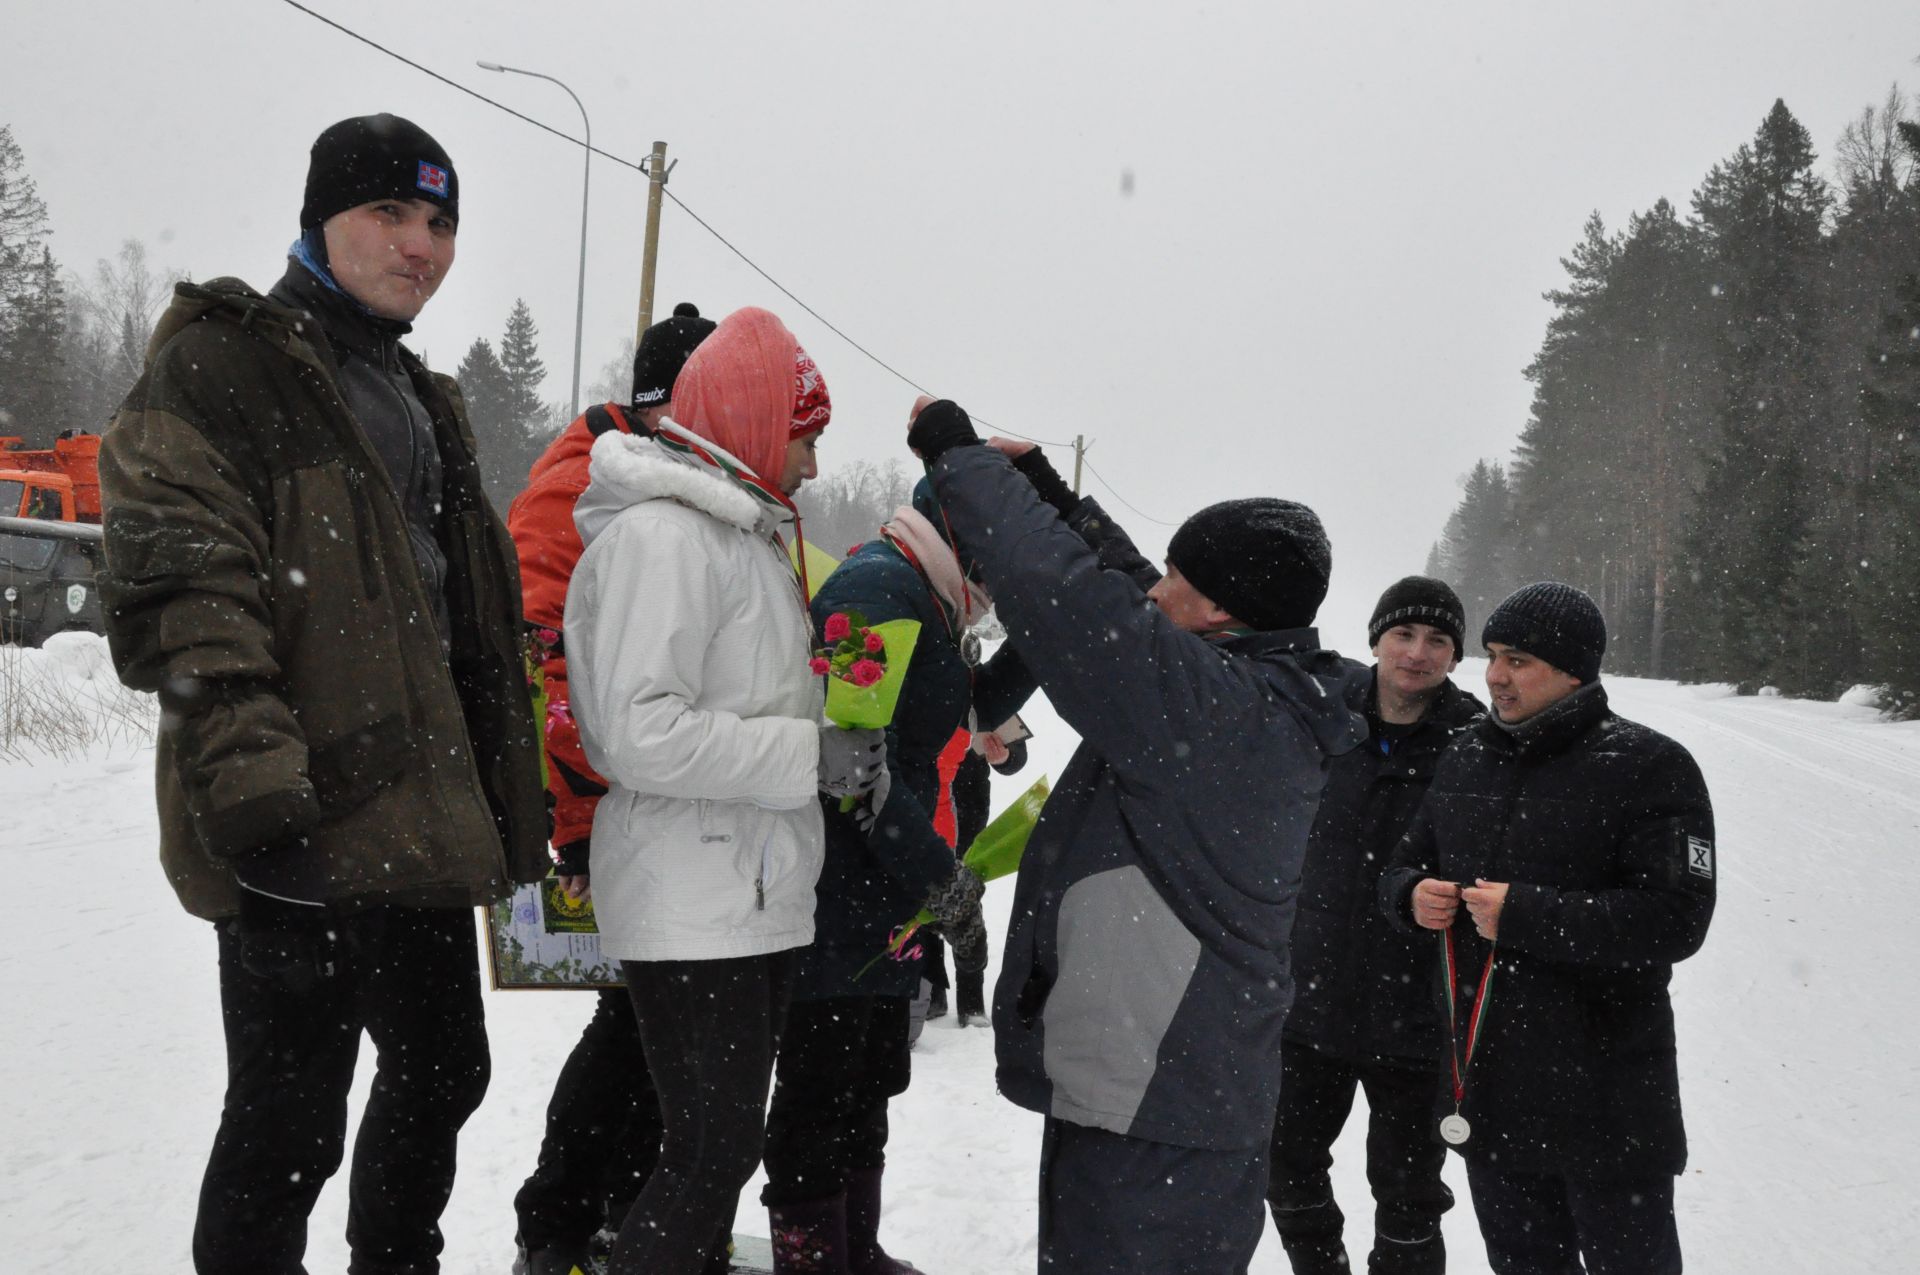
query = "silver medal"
(1439, 1113, 1472, 1146)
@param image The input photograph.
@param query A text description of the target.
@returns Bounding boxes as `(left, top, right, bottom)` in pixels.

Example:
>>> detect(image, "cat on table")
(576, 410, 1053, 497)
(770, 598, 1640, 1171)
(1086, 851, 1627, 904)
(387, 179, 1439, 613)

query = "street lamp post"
(478, 59, 590, 419)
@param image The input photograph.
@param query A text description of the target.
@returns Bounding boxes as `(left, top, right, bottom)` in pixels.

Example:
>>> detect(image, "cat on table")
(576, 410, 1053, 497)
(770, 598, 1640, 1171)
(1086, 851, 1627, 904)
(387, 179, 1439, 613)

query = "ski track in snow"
(4, 639, 1918, 1272)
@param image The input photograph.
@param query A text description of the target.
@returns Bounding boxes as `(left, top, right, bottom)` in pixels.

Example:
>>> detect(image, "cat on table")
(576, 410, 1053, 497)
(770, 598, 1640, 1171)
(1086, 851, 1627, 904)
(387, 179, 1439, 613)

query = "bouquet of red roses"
(811, 610, 921, 731)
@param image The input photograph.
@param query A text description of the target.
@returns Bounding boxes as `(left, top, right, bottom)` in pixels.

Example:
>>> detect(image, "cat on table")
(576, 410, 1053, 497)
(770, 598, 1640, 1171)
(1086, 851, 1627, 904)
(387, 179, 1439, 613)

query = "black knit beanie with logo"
(301, 114, 459, 231)
(632, 303, 719, 409)
(1166, 498, 1331, 632)
(1481, 581, 1607, 683)
(1369, 575, 1467, 653)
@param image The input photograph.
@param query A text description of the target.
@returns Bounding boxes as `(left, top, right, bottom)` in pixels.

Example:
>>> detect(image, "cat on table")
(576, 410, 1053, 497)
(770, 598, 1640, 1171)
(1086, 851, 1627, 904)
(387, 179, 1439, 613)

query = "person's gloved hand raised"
(989, 439, 1080, 518)
(818, 723, 888, 799)
(906, 398, 982, 464)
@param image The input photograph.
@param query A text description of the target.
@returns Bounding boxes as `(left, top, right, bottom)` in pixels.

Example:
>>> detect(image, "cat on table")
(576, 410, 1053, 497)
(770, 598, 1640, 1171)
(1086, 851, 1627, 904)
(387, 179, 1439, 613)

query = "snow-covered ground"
(4, 635, 1917, 1272)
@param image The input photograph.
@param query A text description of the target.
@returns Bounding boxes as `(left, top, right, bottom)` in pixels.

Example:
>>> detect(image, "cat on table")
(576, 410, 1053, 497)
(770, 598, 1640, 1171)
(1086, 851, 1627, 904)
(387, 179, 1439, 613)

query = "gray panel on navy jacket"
(927, 445, 1367, 1152)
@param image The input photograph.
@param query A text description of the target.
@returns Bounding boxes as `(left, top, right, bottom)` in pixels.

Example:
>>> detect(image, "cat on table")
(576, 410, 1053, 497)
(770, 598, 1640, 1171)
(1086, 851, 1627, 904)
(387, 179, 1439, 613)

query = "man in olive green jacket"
(97, 115, 547, 1275)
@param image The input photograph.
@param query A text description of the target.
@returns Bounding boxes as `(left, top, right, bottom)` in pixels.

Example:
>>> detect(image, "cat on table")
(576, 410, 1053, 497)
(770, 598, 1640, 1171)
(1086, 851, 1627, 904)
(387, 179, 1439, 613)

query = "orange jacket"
(507, 402, 640, 854)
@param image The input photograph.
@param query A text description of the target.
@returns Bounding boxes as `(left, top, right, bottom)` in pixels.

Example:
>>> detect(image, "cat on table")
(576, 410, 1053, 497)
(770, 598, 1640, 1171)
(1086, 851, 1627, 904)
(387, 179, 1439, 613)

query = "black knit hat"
(301, 114, 458, 231)
(1482, 582, 1606, 683)
(1166, 498, 1331, 631)
(632, 302, 719, 408)
(1369, 575, 1466, 653)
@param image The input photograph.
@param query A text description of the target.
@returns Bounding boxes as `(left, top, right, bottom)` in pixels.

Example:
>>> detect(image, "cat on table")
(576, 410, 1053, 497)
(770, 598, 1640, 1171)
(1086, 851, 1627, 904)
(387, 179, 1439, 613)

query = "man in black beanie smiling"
(903, 397, 1365, 1273)
(1266, 575, 1481, 1275)
(1381, 582, 1716, 1275)
(96, 114, 547, 1272)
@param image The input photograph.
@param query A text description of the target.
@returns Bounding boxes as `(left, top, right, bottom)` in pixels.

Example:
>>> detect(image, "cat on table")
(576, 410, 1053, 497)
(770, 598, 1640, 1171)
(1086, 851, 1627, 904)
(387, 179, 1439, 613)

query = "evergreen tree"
(499, 299, 549, 436)
(3, 246, 70, 444)
(456, 336, 528, 513)
(1853, 129, 1920, 716)
(1673, 100, 1831, 689)
(1510, 213, 1621, 592)
(1434, 460, 1518, 642)
(0, 124, 55, 434)
(0, 125, 50, 306)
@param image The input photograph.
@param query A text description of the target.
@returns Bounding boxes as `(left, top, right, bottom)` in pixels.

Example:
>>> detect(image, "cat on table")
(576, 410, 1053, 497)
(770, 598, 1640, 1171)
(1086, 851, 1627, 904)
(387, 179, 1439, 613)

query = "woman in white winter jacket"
(564, 306, 884, 1275)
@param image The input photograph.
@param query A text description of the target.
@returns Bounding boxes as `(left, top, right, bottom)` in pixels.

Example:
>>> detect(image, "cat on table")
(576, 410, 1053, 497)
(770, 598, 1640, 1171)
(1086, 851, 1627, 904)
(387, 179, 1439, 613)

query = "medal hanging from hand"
(1439, 925, 1498, 1146)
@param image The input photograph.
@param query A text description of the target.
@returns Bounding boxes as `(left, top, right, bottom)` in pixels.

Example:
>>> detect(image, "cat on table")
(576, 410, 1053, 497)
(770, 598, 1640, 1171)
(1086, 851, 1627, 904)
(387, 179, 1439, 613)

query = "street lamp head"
(476, 60, 506, 72)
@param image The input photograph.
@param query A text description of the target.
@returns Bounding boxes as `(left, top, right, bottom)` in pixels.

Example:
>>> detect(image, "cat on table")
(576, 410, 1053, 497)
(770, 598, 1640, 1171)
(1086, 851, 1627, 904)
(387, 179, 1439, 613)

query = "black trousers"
(1464, 1162, 1680, 1275)
(1038, 1118, 1268, 1275)
(193, 905, 489, 1275)
(761, 994, 912, 1206)
(612, 952, 794, 1275)
(514, 987, 664, 1251)
(1268, 1038, 1454, 1274)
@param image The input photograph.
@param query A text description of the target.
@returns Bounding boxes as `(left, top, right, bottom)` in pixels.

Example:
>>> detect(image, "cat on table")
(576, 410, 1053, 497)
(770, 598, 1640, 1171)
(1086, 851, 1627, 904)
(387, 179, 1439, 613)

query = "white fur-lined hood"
(575, 429, 787, 548)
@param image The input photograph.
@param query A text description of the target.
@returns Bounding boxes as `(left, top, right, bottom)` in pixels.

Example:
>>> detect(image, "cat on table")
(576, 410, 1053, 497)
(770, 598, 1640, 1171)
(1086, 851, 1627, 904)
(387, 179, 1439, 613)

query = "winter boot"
(845, 1166, 925, 1275)
(954, 969, 985, 1026)
(768, 1194, 849, 1274)
(925, 985, 949, 1021)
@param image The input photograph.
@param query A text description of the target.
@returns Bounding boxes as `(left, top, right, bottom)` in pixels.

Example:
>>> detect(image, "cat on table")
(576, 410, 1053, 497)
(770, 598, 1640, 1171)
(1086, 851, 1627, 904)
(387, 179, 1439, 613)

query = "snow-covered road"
(4, 637, 1916, 1272)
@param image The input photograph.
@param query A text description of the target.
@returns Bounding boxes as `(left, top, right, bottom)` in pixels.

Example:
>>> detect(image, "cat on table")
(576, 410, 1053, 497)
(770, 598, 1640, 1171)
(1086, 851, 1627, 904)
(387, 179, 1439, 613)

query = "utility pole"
(635, 141, 670, 340)
(1072, 434, 1087, 496)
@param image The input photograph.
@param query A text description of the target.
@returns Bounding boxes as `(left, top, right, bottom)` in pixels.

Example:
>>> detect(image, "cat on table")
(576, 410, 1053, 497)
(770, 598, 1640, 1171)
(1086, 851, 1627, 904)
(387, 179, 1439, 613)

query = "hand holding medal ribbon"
(1439, 921, 1499, 1146)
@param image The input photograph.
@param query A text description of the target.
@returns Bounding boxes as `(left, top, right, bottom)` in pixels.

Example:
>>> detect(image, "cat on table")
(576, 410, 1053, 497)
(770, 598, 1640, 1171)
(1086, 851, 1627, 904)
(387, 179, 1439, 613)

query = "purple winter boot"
(845, 1166, 926, 1275)
(768, 1194, 849, 1275)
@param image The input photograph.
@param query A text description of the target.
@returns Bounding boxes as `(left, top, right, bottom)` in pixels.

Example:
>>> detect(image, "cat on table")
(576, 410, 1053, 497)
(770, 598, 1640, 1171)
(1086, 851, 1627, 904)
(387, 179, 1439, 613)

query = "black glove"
(234, 887, 335, 993)
(818, 724, 888, 799)
(949, 906, 989, 975)
(1012, 447, 1080, 518)
(907, 400, 982, 464)
(927, 862, 985, 928)
(554, 838, 591, 878)
(928, 862, 987, 972)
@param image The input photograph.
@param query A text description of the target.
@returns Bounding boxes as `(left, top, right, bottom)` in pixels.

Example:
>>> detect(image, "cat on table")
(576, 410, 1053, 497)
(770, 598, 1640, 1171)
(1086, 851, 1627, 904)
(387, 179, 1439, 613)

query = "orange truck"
(0, 433, 102, 523)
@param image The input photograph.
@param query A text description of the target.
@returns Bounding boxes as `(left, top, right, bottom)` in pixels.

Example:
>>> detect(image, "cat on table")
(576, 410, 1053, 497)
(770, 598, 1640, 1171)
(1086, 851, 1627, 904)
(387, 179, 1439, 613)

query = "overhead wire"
(1082, 457, 1181, 527)
(276, 0, 1117, 457)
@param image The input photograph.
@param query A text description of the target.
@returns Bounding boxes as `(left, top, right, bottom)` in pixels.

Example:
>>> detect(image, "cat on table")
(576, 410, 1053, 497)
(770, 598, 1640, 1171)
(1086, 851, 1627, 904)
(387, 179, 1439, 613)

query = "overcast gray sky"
(6, 1, 1916, 650)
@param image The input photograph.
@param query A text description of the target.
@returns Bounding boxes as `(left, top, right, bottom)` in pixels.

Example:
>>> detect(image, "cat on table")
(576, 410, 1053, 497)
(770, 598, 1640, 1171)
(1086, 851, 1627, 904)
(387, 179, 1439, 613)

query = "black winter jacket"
(930, 446, 1366, 1152)
(1379, 683, 1716, 1177)
(1286, 670, 1484, 1067)
(802, 537, 1036, 999)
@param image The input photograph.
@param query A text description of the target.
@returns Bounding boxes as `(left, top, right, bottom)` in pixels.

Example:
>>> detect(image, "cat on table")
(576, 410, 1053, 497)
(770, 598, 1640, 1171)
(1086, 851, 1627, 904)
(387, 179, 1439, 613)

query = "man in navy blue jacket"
(907, 399, 1365, 1274)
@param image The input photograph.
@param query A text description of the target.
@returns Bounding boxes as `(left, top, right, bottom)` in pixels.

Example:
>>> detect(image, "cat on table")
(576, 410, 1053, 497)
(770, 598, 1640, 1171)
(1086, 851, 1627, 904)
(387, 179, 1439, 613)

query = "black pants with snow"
(760, 994, 912, 1206)
(1038, 1118, 1268, 1275)
(1268, 1038, 1454, 1274)
(514, 987, 665, 1252)
(612, 952, 794, 1275)
(194, 905, 489, 1275)
(1464, 1162, 1680, 1275)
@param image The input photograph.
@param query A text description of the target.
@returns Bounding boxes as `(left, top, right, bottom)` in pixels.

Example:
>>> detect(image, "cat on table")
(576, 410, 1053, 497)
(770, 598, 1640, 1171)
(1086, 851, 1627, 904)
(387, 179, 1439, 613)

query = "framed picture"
(484, 875, 622, 990)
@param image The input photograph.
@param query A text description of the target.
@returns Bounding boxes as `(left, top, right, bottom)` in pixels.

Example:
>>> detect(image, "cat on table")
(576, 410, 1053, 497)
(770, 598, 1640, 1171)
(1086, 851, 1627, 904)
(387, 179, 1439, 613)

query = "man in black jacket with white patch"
(1271, 577, 1483, 1275)
(906, 399, 1366, 1275)
(1380, 583, 1715, 1275)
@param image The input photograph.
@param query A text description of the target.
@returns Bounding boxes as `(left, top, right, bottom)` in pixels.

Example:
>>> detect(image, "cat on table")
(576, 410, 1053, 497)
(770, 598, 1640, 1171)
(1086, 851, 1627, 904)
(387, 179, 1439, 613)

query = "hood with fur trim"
(574, 430, 792, 551)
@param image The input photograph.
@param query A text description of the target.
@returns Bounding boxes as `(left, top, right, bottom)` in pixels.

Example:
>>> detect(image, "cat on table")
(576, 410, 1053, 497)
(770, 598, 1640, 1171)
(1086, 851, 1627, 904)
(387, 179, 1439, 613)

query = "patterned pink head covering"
(669, 307, 828, 480)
